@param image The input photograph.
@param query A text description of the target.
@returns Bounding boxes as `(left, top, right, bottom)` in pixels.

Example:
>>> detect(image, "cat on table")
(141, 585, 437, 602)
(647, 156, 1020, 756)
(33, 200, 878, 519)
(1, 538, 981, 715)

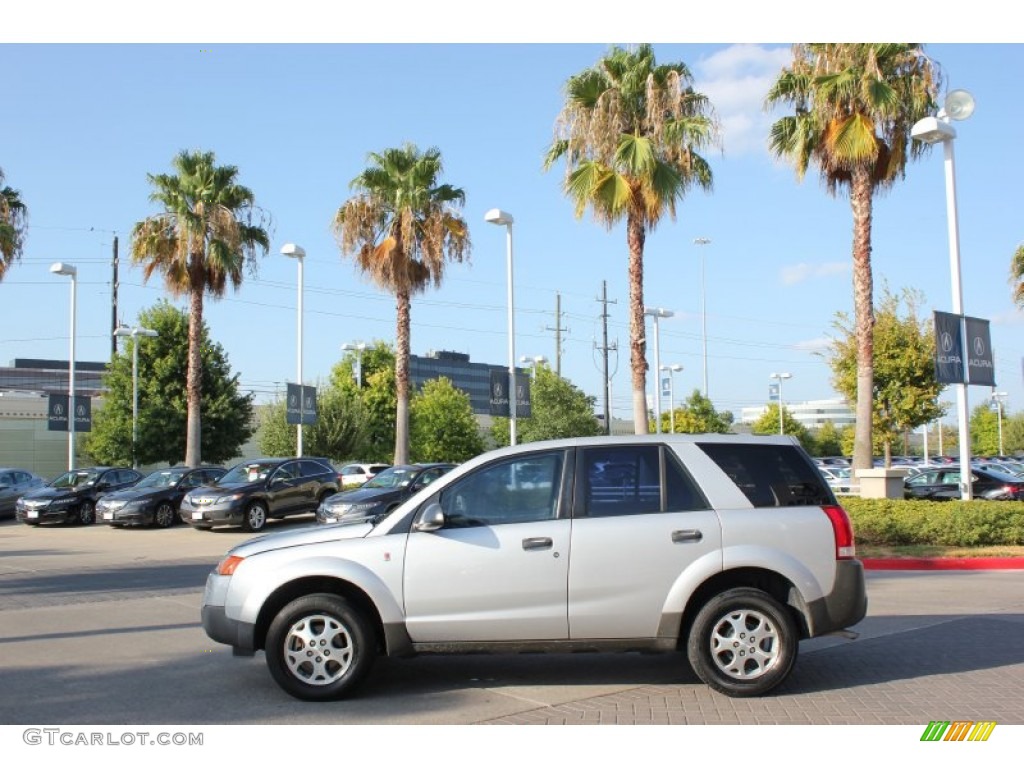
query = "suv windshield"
(51, 470, 101, 488)
(220, 462, 279, 484)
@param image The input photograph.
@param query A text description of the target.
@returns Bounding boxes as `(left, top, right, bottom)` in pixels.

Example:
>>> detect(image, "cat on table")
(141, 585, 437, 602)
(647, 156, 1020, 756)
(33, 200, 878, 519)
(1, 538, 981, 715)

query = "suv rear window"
(697, 443, 834, 507)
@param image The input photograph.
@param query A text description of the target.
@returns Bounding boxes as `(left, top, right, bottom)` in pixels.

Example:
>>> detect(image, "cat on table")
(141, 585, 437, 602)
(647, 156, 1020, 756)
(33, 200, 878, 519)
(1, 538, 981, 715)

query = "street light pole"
(992, 392, 1008, 455)
(770, 372, 792, 435)
(912, 89, 975, 500)
(661, 363, 683, 433)
(485, 208, 517, 446)
(694, 237, 711, 396)
(282, 243, 306, 457)
(50, 262, 77, 470)
(114, 325, 159, 468)
(342, 342, 367, 388)
(644, 308, 674, 434)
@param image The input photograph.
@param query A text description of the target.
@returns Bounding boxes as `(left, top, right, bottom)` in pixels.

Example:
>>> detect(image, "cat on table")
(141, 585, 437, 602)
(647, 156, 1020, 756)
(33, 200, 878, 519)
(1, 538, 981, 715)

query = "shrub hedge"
(840, 497, 1024, 547)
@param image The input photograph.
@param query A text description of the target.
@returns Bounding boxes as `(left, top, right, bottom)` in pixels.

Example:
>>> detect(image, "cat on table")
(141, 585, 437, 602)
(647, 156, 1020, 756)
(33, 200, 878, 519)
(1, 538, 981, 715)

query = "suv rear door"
(566, 443, 722, 639)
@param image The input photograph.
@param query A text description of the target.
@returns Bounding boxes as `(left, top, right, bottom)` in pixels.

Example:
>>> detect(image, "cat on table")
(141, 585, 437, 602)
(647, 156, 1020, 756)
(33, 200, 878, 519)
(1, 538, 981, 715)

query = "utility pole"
(595, 281, 618, 435)
(111, 235, 119, 359)
(544, 292, 569, 376)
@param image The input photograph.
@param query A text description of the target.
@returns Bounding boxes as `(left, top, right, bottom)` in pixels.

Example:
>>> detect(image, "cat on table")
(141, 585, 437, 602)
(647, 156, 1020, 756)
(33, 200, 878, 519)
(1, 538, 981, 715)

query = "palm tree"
(1011, 244, 1024, 305)
(333, 143, 470, 465)
(544, 44, 719, 434)
(766, 44, 940, 475)
(0, 168, 28, 282)
(130, 150, 270, 466)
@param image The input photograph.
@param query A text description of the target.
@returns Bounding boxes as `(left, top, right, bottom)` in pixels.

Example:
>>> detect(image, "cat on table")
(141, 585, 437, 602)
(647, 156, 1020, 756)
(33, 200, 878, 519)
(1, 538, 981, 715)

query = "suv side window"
(274, 463, 299, 483)
(579, 445, 707, 517)
(299, 460, 330, 478)
(697, 443, 833, 507)
(441, 452, 564, 527)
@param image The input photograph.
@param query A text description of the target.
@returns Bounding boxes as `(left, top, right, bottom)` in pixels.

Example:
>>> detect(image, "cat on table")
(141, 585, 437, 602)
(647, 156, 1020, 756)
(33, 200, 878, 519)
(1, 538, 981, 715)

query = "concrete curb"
(862, 557, 1024, 570)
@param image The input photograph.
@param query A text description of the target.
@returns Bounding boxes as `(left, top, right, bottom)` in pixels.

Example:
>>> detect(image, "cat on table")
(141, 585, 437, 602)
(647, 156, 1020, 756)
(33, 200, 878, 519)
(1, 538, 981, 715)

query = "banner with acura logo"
(47, 395, 92, 432)
(285, 383, 318, 425)
(489, 370, 531, 418)
(933, 311, 995, 386)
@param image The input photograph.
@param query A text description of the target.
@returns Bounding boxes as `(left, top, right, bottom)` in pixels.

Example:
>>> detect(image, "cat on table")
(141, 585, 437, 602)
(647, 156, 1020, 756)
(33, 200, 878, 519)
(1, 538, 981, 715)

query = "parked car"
(974, 460, 1024, 478)
(818, 466, 855, 495)
(337, 462, 391, 489)
(201, 434, 867, 701)
(904, 465, 1024, 501)
(180, 457, 339, 532)
(97, 466, 226, 528)
(0, 468, 47, 519)
(15, 467, 144, 526)
(317, 463, 455, 524)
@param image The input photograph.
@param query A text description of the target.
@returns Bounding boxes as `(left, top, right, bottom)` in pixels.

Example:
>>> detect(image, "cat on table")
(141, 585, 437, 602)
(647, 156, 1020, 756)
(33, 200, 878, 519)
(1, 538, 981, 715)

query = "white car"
(201, 435, 867, 701)
(337, 463, 390, 488)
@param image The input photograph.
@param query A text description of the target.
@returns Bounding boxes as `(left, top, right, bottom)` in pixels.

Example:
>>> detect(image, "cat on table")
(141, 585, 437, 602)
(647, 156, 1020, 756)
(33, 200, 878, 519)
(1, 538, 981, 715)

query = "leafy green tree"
(0, 167, 28, 281)
(1012, 243, 1024, 307)
(131, 150, 270, 467)
(360, 366, 398, 463)
(766, 44, 941, 476)
(970, 402, 1001, 456)
(256, 385, 368, 462)
(1002, 412, 1024, 455)
(333, 144, 470, 466)
(813, 421, 844, 457)
(826, 286, 943, 465)
(751, 404, 814, 451)
(492, 366, 603, 447)
(669, 389, 733, 434)
(410, 377, 484, 463)
(85, 301, 253, 466)
(545, 44, 718, 435)
(330, 340, 395, 394)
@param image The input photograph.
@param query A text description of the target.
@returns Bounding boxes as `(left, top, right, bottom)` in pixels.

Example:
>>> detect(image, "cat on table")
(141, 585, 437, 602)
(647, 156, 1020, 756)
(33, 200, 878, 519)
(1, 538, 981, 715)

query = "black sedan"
(15, 467, 144, 525)
(97, 466, 226, 528)
(904, 465, 1024, 501)
(317, 463, 455, 524)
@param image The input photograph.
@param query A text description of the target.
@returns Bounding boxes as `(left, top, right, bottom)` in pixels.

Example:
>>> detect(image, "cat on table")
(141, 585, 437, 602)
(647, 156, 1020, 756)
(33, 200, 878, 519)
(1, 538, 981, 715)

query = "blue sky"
(4, 13, 1023, 430)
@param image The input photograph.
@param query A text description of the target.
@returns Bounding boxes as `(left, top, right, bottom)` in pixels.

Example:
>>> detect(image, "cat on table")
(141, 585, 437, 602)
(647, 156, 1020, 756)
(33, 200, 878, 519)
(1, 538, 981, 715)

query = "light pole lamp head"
(644, 307, 675, 319)
(484, 208, 514, 226)
(281, 243, 306, 259)
(944, 89, 976, 121)
(694, 237, 711, 246)
(911, 116, 957, 144)
(50, 262, 77, 277)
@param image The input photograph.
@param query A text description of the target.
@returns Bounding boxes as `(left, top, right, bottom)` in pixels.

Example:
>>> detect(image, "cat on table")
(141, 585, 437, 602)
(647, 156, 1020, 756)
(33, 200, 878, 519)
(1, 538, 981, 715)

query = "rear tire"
(265, 593, 376, 701)
(686, 587, 798, 697)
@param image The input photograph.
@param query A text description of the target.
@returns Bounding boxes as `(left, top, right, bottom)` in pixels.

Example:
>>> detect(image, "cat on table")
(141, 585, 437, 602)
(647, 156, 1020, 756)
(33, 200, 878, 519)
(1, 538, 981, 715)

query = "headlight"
(216, 493, 245, 505)
(323, 502, 377, 518)
(48, 498, 73, 509)
(216, 555, 244, 576)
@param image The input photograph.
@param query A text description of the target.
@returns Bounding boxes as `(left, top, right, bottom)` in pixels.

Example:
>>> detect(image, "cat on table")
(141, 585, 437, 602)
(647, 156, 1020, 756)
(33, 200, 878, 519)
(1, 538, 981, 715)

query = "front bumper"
(16, 506, 75, 525)
(98, 507, 154, 526)
(179, 501, 244, 528)
(201, 573, 256, 652)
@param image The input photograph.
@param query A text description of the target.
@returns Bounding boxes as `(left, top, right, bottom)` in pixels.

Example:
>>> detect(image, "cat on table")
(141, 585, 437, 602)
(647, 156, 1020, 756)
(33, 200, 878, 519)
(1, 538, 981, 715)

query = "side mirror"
(412, 502, 445, 533)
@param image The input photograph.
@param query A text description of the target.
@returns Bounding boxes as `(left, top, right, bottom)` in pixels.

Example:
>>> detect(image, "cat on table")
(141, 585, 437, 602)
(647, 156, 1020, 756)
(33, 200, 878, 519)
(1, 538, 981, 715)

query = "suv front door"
(404, 450, 571, 642)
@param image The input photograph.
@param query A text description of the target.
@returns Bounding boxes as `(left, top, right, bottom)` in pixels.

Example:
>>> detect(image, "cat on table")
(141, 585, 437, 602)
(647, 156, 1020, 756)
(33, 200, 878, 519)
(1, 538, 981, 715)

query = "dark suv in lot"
(179, 457, 339, 532)
(16, 467, 143, 526)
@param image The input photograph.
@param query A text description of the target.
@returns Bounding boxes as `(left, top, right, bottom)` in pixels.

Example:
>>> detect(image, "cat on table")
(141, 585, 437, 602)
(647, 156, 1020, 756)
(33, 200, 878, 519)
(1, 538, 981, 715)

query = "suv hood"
(191, 481, 262, 498)
(231, 520, 374, 557)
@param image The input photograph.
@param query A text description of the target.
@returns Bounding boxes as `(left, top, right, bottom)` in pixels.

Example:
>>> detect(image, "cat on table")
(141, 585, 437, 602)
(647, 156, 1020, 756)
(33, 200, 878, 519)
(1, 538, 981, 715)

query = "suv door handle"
(672, 529, 703, 543)
(522, 537, 553, 551)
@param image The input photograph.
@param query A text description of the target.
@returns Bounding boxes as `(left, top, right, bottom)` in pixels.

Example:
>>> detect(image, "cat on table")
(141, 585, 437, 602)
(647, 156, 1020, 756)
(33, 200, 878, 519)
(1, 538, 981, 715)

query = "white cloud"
(781, 261, 850, 285)
(792, 337, 832, 353)
(693, 44, 793, 156)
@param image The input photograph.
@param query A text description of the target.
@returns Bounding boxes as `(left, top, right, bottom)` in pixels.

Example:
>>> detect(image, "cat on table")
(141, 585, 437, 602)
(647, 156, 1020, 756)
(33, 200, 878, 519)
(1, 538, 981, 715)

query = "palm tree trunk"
(627, 212, 649, 434)
(394, 288, 411, 465)
(185, 287, 204, 467)
(850, 167, 874, 476)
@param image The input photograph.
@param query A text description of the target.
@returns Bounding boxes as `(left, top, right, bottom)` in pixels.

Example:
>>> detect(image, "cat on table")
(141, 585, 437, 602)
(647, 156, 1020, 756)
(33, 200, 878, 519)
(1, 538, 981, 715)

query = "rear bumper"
(805, 559, 868, 636)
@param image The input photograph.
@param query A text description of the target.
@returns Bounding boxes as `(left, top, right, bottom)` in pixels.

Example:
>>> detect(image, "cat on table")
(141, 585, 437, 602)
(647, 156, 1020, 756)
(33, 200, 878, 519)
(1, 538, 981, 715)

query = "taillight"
(821, 504, 856, 560)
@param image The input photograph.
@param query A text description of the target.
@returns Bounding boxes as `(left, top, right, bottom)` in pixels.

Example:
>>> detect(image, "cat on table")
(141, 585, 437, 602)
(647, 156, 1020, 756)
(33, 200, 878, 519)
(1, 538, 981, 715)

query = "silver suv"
(201, 435, 867, 700)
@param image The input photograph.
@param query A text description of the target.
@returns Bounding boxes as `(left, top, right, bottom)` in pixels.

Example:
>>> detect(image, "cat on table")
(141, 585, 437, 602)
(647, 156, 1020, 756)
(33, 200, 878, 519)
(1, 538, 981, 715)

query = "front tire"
(265, 594, 376, 701)
(76, 500, 95, 526)
(686, 587, 798, 697)
(154, 501, 176, 528)
(242, 501, 268, 532)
